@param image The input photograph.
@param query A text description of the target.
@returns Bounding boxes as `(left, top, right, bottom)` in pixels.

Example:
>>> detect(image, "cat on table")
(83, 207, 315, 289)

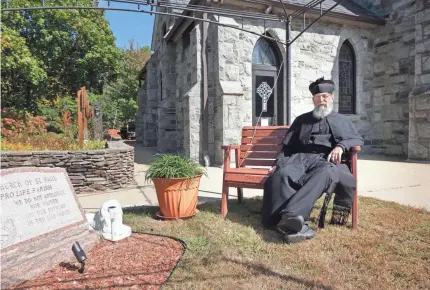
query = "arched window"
(251, 36, 284, 125)
(252, 38, 277, 66)
(338, 40, 356, 114)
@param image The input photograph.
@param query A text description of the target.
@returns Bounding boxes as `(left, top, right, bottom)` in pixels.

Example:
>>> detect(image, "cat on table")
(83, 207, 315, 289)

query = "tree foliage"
(95, 41, 151, 129)
(1, 0, 120, 112)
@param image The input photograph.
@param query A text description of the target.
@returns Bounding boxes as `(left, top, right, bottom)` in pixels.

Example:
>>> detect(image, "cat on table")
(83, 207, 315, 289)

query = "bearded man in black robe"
(262, 77, 364, 243)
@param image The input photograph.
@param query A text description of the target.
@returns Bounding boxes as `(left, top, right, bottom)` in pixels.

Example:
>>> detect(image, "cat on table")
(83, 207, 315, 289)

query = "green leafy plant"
(84, 140, 107, 150)
(145, 154, 207, 182)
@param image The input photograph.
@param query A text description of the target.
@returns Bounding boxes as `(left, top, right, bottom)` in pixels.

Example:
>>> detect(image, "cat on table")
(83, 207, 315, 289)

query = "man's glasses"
(313, 94, 332, 100)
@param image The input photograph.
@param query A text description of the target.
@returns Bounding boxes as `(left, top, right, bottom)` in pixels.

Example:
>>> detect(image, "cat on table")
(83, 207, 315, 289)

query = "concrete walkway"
(78, 142, 430, 213)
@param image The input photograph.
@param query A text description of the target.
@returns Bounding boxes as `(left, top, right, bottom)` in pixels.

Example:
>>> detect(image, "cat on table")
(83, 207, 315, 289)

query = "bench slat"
(225, 168, 269, 174)
(225, 174, 268, 183)
(240, 151, 279, 159)
(240, 159, 276, 167)
(242, 126, 290, 130)
(241, 130, 287, 137)
(241, 136, 284, 144)
(240, 144, 283, 152)
(224, 181, 265, 190)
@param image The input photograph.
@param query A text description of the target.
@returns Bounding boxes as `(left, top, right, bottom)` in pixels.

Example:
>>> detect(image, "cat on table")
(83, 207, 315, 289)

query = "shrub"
(1, 109, 47, 138)
(145, 154, 207, 182)
(1, 134, 106, 151)
(1, 107, 106, 151)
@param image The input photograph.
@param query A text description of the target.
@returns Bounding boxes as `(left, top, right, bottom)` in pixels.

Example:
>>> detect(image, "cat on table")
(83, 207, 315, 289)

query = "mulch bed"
(9, 233, 184, 290)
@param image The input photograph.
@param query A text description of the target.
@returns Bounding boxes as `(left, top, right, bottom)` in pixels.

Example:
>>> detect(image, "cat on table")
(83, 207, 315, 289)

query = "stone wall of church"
(371, 0, 417, 157)
(175, 24, 202, 161)
(157, 42, 178, 153)
(408, 0, 430, 161)
(210, 13, 377, 163)
(140, 55, 159, 147)
(135, 86, 146, 144)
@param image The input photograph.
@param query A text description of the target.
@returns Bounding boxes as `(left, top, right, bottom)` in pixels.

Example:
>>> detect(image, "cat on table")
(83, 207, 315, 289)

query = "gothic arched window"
(338, 40, 356, 114)
(252, 38, 277, 66)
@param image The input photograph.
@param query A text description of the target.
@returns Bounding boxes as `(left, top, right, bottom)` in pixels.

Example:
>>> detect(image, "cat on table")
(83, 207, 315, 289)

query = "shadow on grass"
(123, 204, 160, 216)
(194, 198, 287, 244)
(225, 257, 334, 290)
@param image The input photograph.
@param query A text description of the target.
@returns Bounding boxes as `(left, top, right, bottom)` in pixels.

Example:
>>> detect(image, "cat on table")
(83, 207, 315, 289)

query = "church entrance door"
(252, 66, 278, 126)
(252, 37, 284, 126)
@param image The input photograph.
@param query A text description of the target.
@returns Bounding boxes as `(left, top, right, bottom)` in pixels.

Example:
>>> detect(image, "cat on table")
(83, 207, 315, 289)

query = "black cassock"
(262, 111, 364, 228)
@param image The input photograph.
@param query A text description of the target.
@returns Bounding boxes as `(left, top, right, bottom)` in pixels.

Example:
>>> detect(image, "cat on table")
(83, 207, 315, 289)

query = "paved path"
(79, 143, 430, 213)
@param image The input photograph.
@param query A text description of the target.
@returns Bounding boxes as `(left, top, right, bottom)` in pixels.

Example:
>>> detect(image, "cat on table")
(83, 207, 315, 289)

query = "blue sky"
(99, 1, 154, 49)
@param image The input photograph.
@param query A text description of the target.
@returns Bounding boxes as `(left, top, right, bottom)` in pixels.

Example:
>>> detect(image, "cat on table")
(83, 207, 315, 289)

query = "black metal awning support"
(1, 0, 288, 46)
(2, 0, 357, 48)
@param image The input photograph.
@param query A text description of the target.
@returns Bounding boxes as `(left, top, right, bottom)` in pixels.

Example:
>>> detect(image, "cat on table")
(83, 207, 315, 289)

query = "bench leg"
(221, 184, 228, 217)
(352, 188, 358, 230)
(237, 188, 243, 204)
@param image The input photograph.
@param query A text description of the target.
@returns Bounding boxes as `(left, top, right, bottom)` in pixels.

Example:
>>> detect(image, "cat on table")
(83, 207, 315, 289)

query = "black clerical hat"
(309, 77, 335, 95)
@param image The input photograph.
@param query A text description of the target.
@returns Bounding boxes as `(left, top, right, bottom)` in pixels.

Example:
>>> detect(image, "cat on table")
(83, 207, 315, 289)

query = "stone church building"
(136, 0, 430, 165)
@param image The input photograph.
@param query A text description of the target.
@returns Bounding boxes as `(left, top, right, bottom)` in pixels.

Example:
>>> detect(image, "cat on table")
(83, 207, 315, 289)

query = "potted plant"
(145, 154, 207, 219)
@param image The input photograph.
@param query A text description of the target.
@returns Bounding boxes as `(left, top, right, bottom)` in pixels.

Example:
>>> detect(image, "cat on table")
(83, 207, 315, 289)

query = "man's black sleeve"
(337, 118, 364, 151)
(275, 117, 301, 165)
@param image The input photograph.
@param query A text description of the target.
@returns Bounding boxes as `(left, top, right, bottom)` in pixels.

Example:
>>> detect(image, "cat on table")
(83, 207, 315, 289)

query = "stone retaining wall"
(0, 141, 135, 193)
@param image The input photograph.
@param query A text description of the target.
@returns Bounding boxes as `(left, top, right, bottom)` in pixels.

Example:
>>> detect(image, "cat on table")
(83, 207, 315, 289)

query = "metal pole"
(202, 12, 210, 166)
(77, 89, 84, 147)
(286, 18, 292, 125)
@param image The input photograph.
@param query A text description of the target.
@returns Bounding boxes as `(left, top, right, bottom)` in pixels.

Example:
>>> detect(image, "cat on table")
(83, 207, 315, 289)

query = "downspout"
(202, 12, 210, 166)
(286, 17, 292, 125)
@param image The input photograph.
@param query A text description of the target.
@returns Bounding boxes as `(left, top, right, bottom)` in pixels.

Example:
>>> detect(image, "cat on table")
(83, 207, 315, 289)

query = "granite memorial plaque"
(1, 167, 99, 288)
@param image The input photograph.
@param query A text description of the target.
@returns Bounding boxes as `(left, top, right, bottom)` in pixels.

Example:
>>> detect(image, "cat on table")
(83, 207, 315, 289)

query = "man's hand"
(327, 146, 343, 164)
(268, 166, 277, 174)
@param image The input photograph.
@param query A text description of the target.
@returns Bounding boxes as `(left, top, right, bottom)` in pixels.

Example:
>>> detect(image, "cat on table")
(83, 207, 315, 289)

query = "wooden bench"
(221, 126, 361, 229)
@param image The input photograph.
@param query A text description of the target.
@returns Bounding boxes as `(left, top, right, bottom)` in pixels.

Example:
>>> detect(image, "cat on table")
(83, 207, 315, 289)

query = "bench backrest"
(239, 126, 289, 168)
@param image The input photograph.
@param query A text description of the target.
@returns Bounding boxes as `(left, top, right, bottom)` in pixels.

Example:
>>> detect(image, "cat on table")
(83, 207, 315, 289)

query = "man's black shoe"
(283, 225, 316, 244)
(278, 215, 305, 233)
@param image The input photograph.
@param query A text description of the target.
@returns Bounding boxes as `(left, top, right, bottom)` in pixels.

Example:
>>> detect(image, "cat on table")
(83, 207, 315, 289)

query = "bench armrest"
(221, 145, 241, 171)
(351, 146, 361, 152)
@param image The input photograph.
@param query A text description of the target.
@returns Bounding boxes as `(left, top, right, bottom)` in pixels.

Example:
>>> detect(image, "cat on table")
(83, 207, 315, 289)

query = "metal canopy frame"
(2, 0, 359, 163)
(2, 0, 350, 47)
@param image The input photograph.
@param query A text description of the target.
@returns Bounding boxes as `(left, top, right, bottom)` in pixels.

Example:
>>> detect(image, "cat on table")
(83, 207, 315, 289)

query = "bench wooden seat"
(221, 126, 361, 229)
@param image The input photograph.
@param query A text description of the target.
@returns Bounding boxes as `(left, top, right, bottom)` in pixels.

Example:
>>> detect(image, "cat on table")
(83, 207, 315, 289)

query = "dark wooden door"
(252, 65, 279, 126)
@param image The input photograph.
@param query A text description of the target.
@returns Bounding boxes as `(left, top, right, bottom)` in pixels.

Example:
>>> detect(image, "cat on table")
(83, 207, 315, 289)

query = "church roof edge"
(164, 0, 386, 43)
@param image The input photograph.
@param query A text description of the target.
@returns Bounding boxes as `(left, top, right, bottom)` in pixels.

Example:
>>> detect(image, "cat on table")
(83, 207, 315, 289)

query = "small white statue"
(86, 200, 131, 242)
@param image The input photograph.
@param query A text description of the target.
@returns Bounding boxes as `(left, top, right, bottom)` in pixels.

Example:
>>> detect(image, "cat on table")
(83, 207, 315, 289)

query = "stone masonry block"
(417, 122, 430, 137)
(423, 55, 430, 72)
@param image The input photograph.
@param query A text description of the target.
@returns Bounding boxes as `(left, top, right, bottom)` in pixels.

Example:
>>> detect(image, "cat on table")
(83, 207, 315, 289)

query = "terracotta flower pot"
(152, 175, 201, 219)
(107, 129, 120, 137)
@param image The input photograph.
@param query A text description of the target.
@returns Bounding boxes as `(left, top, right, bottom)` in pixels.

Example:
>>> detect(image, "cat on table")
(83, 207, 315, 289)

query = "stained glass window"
(338, 41, 356, 114)
(252, 38, 277, 66)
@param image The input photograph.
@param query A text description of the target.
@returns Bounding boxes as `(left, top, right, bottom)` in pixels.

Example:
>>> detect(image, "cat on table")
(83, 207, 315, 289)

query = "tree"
(1, 0, 120, 112)
(96, 41, 151, 128)
(1, 26, 47, 111)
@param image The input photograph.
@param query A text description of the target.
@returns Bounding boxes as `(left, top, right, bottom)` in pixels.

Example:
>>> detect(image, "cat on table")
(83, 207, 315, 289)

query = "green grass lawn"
(123, 196, 430, 290)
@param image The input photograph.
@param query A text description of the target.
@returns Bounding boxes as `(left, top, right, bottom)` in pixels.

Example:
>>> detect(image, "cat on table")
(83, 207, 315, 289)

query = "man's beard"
(312, 102, 333, 119)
